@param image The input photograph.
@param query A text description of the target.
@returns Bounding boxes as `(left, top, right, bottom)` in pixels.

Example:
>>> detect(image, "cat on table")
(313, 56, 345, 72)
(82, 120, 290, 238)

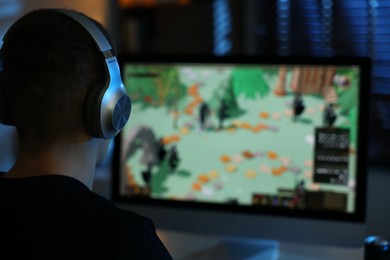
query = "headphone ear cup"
(83, 84, 104, 138)
(112, 93, 131, 132)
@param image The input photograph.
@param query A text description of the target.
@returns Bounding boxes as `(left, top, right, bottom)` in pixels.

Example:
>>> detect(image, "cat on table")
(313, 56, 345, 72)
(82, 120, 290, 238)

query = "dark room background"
(117, 0, 390, 166)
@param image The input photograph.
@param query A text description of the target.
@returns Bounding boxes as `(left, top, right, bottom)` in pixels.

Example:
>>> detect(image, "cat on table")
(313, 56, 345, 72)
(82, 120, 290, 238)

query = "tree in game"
(333, 69, 359, 147)
(335, 71, 358, 115)
(231, 67, 270, 99)
(208, 77, 245, 126)
(222, 77, 245, 117)
(212, 67, 271, 127)
(218, 99, 228, 129)
(156, 67, 187, 129)
(125, 66, 186, 128)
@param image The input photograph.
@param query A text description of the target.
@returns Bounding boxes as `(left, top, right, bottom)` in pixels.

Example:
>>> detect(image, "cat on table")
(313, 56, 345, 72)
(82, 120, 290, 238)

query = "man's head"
(0, 9, 130, 149)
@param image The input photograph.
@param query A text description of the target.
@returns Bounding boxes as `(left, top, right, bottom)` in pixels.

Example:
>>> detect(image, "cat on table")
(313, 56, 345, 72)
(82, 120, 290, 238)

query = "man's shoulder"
(68, 184, 148, 226)
(74, 190, 173, 259)
(0, 175, 172, 259)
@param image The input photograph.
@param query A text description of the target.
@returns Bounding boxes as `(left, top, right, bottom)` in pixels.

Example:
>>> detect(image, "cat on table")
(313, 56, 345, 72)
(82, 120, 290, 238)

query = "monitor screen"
(112, 56, 370, 246)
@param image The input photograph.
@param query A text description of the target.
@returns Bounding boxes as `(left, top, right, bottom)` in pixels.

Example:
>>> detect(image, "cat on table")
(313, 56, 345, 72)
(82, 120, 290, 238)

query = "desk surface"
(157, 230, 364, 260)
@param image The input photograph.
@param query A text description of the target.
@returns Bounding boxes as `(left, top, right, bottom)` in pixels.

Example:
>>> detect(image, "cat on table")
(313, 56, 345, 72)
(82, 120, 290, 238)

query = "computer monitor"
(112, 55, 370, 251)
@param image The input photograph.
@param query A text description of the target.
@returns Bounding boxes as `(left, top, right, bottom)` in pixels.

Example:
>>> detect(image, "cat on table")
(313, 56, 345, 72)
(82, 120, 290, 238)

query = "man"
(0, 9, 172, 259)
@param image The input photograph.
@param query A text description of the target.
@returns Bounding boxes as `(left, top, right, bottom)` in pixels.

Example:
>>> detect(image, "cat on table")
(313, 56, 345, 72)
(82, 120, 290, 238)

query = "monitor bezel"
(112, 55, 371, 223)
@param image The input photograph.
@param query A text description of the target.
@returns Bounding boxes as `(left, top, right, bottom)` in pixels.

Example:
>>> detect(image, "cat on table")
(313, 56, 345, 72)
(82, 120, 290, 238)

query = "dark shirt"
(0, 173, 172, 260)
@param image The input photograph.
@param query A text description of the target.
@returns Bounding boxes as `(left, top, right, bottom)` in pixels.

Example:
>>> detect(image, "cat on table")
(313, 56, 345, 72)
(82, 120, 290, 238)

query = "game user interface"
(118, 61, 363, 214)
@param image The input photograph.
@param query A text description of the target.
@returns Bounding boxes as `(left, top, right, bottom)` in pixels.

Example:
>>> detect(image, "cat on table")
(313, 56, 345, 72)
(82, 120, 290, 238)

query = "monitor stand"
(188, 237, 279, 260)
(157, 230, 279, 260)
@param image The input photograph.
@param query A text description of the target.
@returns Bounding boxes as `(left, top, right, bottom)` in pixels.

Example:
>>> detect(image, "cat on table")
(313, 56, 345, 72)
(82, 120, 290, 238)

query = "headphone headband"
(55, 9, 112, 53)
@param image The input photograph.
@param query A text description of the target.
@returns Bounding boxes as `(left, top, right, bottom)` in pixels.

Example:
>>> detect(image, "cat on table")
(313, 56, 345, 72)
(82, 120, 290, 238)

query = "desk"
(157, 230, 364, 260)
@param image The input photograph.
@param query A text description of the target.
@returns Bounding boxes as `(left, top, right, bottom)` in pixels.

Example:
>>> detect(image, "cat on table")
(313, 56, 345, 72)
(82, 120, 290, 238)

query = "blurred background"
(1, 0, 390, 246)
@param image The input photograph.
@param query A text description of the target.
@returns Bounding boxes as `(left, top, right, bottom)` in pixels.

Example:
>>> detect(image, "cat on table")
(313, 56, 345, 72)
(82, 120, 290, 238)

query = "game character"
(168, 145, 180, 172)
(199, 101, 210, 130)
(142, 162, 153, 185)
(227, 198, 239, 205)
(323, 103, 337, 127)
(156, 137, 167, 162)
(294, 180, 306, 208)
(293, 92, 305, 121)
